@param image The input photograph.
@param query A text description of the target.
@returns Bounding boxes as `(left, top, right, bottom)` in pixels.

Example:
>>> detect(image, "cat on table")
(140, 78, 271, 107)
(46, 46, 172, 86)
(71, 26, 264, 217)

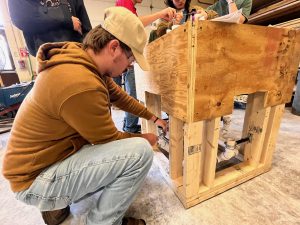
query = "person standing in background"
(114, 0, 177, 133)
(207, 0, 252, 24)
(8, 0, 92, 56)
(148, 0, 218, 42)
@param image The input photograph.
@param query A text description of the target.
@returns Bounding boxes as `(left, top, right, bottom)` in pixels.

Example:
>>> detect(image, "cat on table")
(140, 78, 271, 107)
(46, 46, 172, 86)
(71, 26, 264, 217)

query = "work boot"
(41, 206, 70, 225)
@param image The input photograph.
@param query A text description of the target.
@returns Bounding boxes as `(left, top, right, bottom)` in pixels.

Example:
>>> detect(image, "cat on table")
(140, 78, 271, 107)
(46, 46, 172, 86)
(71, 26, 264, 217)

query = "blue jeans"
(113, 67, 139, 133)
(292, 70, 300, 113)
(15, 137, 153, 225)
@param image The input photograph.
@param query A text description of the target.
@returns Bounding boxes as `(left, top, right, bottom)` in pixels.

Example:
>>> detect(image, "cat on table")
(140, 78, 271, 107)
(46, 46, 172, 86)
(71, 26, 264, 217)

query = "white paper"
(211, 9, 242, 24)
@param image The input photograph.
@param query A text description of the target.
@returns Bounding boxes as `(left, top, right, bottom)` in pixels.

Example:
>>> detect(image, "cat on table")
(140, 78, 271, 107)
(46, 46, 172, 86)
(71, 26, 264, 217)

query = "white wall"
(85, 0, 166, 33)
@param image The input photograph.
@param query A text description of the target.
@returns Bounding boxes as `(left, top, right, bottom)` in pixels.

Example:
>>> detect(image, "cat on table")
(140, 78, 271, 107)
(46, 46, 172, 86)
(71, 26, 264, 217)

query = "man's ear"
(108, 39, 120, 56)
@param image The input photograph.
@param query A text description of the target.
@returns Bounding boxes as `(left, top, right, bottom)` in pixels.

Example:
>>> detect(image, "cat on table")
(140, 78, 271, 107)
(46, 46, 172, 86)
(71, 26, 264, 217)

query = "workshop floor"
(0, 108, 299, 225)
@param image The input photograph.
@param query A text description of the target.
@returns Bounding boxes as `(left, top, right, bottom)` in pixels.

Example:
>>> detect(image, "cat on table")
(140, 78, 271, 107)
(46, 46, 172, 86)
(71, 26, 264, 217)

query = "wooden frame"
(136, 21, 300, 208)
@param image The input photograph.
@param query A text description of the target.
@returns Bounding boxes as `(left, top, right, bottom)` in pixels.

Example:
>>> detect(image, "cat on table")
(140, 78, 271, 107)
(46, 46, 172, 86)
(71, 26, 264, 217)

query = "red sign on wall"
(19, 48, 29, 57)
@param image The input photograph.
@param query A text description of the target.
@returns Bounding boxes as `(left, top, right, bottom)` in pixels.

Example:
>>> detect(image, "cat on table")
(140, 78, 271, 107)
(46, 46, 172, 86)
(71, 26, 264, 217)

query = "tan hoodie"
(2, 42, 154, 192)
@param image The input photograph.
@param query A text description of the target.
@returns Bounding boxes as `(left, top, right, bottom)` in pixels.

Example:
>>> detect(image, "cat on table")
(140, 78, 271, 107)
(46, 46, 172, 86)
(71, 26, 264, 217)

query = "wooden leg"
(243, 92, 271, 167)
(139, 101, 147, 134)
(183, 121, 203, 199)
(241, 94, 254, 154)
(202, 117, 220, 187)
(260, 104, 285, 167)
(145, 92, 161, 134)
(169, 115, 184, 179)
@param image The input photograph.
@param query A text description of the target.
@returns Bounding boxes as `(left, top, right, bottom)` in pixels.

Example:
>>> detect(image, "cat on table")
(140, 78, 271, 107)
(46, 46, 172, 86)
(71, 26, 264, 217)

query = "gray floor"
(0, 108, 299, 225)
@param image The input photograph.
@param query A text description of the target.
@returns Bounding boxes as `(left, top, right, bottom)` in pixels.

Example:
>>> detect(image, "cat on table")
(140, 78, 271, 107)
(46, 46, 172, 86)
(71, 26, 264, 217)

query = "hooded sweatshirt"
(2, 42, 154, 192)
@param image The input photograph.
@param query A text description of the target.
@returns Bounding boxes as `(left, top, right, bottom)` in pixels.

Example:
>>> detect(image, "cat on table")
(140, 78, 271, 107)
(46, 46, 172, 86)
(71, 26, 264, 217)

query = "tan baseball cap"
(103, 7, 150, 71)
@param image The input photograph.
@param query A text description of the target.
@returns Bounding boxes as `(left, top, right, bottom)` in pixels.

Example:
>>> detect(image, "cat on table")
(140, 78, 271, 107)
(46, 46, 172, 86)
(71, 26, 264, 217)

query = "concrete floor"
(0, 108, 299, 225)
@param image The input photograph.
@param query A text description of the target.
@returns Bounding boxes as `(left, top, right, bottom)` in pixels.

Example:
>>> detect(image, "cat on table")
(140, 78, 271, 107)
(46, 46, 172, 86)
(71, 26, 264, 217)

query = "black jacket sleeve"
(74, 0, 92, 35)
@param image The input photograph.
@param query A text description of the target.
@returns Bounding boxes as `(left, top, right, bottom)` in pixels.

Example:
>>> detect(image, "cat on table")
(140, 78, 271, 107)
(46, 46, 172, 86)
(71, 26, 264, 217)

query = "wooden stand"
(136, 21, 300, 208)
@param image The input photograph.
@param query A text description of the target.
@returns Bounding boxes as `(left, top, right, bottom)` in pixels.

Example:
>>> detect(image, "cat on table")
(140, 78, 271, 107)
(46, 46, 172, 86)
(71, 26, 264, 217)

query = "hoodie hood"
(36, 42, 99, 75)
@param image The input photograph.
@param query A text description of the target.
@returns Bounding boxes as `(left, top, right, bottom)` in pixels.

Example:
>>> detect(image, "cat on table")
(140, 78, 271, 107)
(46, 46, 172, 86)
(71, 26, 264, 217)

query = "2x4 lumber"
(169, 115, 184, 179)
(252, 0, 282, 12)
(202, 118, 220, 187)
(184, 162, 270, 208)
(243, 93, 271, 167)
(187, 21, 197, 123)
(274, 18, 300, 28)
(260, 104, 285, 167)
(144, 92, 161, 135)
(240, 93, 254, 155)
(183, 121, 203, 199)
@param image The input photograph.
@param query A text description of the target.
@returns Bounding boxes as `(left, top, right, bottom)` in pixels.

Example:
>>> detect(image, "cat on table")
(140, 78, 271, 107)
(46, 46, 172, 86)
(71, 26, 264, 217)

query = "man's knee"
(132, 137, 154, 165)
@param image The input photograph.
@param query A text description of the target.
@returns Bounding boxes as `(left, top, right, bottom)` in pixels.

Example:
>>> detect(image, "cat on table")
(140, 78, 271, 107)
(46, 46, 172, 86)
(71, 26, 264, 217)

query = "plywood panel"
(139, 21, 299, 123)
(193, 21, 300, 121)
(144, 24, 190, 121)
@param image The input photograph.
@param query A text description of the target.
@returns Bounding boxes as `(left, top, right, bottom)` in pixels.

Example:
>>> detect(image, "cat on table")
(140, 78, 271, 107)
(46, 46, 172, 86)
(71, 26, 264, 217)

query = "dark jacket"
(8, 0, 92, 56)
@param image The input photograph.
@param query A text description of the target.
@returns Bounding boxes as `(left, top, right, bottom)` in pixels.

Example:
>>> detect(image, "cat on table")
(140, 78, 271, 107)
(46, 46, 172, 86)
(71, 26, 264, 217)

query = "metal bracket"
(249, 126, 263, 134)
(188, 144, 201, 155)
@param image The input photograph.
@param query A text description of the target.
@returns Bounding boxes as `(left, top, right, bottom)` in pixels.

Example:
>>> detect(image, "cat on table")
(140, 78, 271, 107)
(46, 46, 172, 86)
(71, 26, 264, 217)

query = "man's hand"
(159, 7, 177, 22)
(174, 11, 183, 25)
(141, 133, 158, 146)
(72, 16, 82, 35)
(150, 116, 168, 133)
(197, 9, 208, 20)
(155, 118, 168, 133)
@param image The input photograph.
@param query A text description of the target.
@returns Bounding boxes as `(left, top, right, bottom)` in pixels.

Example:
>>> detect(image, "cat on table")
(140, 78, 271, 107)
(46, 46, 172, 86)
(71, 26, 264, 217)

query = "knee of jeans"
(133, 137, 154, 163)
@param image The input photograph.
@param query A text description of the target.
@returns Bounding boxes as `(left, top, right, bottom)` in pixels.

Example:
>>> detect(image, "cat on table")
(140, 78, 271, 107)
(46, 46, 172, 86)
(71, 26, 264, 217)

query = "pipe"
(217, 138, 239, 163)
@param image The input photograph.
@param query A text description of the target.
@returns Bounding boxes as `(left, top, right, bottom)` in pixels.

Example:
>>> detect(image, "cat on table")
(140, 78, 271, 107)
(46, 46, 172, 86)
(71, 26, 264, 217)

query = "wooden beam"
(260, 104, 285, 167)
(169, 115, 184, 179)
(243, 93, 271, 167)
(183, 121, 203, 198)
(248, 0, 300, 25)
(202, 117, 220, 187)
(144, 92, 161, 135)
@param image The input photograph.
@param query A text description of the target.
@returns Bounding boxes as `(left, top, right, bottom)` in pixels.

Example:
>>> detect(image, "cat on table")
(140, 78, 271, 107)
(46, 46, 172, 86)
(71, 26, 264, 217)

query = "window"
(0, 8, 15, 71)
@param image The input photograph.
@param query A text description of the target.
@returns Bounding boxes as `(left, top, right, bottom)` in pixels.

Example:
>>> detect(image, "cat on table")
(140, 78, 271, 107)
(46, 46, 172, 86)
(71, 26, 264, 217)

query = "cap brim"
(131, 48, 150, 71)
